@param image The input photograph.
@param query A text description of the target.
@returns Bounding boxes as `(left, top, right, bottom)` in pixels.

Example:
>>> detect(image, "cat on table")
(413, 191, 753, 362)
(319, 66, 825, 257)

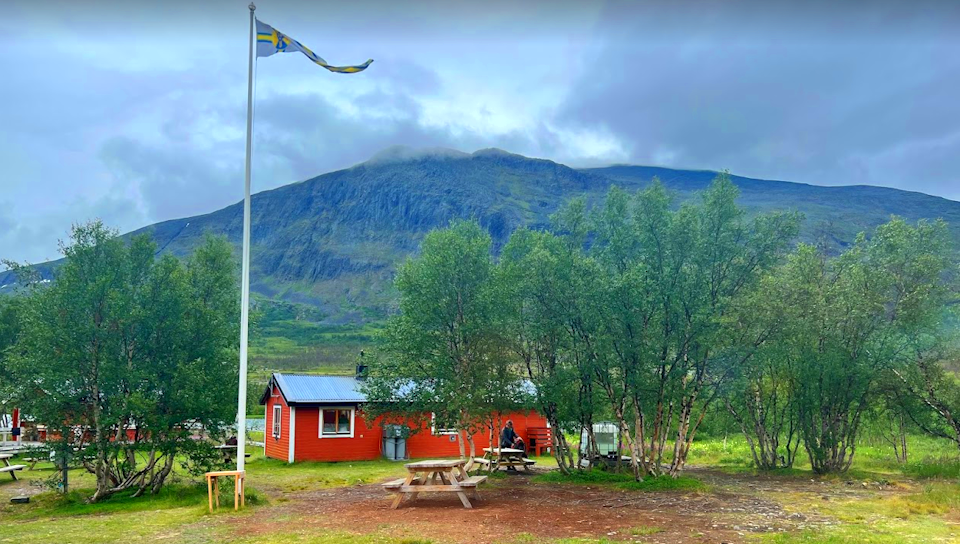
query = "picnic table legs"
(389, 468, 474, 509)
(455, 465, 480, 501)
(391, 472, 416, 509)
(1, 457, 17, 481)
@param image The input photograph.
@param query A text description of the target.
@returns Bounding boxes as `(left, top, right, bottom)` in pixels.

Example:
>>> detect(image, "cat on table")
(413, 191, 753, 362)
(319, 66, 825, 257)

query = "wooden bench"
(495, 458, 536, 469)
(382, 477, 420, 489)
(22, 457, 46, 470)
(458, 475, 487, 487)
(0, 465, 26, 481)
(480, 448, 536, 472)
(527, 427, 552, 456)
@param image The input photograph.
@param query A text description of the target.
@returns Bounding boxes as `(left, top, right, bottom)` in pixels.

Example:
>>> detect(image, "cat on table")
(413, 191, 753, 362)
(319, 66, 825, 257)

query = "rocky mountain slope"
(4, 146, 959, 324)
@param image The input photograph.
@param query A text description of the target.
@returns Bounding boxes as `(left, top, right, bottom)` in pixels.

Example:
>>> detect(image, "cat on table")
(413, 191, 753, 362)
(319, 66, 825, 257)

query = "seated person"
(499, 420, 525, 452)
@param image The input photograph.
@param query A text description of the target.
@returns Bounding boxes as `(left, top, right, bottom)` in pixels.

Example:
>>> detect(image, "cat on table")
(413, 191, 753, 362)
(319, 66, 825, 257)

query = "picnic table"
(0, 453, 26, 481)
(479, 447, 536, 472)
(214, 445, 251, 463)
(382, 459, 487, 509)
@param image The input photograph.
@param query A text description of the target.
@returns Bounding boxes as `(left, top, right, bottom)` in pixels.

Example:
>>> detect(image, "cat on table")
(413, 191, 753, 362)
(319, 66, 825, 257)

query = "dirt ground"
(232, 467, 905, 544)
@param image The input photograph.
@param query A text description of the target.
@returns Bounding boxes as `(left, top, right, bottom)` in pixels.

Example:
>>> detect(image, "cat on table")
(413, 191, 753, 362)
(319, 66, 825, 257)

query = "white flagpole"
(236, 1, 256, 474)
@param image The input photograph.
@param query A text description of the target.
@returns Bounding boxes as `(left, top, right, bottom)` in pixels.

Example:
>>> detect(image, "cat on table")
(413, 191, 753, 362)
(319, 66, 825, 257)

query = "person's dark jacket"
(500, 426, 518, 448)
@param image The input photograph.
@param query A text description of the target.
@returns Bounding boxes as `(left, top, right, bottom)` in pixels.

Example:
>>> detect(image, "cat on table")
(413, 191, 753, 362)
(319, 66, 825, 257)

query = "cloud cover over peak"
(1, 0, 958, 263)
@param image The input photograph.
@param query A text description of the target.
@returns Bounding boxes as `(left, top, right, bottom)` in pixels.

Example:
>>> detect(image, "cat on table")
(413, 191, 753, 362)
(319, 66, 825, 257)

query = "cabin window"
(320, 408, 354, 437)
(431, 413, 458, 436)
(272, 405, 282, 438)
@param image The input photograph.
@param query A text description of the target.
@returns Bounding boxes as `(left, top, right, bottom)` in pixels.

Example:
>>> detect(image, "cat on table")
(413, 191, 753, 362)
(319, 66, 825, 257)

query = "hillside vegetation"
(3, 146, 959, 376)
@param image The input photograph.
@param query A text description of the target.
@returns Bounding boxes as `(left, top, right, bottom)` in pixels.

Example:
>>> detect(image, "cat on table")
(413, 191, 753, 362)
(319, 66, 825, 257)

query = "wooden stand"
(205, 470, 245, 512)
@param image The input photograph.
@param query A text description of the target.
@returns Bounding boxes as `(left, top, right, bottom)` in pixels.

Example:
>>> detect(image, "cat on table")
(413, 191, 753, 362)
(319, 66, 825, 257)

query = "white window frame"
(319, 407, 355, 438)
(272, 404, 282, 439)
(430, 413, 458, 436)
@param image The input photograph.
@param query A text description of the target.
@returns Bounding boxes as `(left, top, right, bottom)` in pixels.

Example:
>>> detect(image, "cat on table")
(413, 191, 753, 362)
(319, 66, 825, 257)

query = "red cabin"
(259, 373, 549, 463)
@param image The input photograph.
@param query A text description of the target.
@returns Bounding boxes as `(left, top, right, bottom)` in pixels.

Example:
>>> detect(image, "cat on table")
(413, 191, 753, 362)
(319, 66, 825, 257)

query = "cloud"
(553, 1, 960, 199)
(2, 0, 959, 264)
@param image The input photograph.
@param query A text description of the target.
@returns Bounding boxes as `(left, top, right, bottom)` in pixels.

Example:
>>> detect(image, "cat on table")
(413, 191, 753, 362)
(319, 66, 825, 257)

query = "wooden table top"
(483, 448, 524, 455)
(0, 454, 13, 460)
(404, 459, 465, 470)
(205, 470, 245, 477)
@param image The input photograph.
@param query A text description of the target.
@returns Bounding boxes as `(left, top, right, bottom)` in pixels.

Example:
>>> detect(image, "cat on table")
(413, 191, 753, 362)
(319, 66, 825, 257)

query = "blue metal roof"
(272, 373, 366, 404)
(262, 372, 538, 405)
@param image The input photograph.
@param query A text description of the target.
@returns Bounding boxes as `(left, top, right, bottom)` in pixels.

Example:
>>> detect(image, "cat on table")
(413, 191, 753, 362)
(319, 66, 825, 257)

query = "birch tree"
(8, 221, 239, 501)
(585, 175, 800, 478)
(361, 220, 528, 464)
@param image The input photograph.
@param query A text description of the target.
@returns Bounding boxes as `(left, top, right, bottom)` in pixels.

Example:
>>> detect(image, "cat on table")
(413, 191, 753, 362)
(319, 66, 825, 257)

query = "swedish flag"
(256, 20, 372, 73)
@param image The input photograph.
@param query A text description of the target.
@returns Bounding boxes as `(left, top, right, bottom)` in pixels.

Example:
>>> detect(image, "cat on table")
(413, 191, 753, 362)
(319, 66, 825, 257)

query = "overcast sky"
(2, 0, 959, 264)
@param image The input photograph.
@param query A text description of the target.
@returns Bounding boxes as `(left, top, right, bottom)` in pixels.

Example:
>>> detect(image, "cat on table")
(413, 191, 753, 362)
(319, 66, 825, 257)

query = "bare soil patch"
(234, 466, 912, 543)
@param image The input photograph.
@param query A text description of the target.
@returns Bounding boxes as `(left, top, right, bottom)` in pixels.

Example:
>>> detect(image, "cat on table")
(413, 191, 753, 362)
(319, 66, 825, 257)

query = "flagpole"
(236, 1, 256, 474)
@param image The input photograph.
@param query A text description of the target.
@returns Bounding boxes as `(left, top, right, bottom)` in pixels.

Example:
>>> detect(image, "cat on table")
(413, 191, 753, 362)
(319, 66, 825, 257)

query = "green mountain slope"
(3, 147, 959, 329)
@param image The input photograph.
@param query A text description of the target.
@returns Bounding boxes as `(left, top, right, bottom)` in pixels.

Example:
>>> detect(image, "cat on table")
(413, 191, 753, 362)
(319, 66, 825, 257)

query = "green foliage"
(361, 220, 530, 453)
(6, 221, 241, 501)
(0, 295, 24, 411)
(496, 222, 602, 472)
(533, 175, 801, 478)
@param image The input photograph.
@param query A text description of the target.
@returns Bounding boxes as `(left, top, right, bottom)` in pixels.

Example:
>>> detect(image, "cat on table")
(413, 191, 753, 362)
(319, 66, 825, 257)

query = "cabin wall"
(285, 408, 548, 462)
(293, 408, 382, 462)
(264, 385, 291, 461)
(406, 410, 547, 457)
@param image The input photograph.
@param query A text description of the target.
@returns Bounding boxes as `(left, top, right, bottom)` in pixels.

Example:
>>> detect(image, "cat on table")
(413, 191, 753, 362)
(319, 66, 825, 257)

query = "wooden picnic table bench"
(480, 447, 536, 472)
(0, 454, 26, 481)
(383, 459, 487, 509)
(214, 445, 252, 463)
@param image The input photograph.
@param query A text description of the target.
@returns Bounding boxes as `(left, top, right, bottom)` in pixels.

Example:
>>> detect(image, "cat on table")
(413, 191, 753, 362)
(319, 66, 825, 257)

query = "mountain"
(3, 147, 960, 326)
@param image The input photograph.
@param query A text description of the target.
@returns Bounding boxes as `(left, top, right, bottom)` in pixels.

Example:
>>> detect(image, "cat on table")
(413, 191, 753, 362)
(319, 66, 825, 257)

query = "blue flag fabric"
(256, 19, 372, 74)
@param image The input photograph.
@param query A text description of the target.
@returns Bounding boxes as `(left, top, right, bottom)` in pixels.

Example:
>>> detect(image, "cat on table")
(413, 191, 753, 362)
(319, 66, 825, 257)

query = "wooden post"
(207, 476, 213, 513)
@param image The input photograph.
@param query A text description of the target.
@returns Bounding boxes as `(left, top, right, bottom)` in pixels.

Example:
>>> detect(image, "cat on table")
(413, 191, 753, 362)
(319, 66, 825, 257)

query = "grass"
(248, 456, 409, 492)
(0, 451, 408, 544)
(687, 433, 960, 480)
(757, 513, 960, 544)
(904, 455, 960, 479)
(249, 318, 384, 374)
(628, 525, 664, 536)
(6, 436, 960, 543)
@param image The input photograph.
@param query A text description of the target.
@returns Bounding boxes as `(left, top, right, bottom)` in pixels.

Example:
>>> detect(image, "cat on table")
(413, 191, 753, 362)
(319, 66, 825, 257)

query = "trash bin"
(383, 424, 409, 460)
